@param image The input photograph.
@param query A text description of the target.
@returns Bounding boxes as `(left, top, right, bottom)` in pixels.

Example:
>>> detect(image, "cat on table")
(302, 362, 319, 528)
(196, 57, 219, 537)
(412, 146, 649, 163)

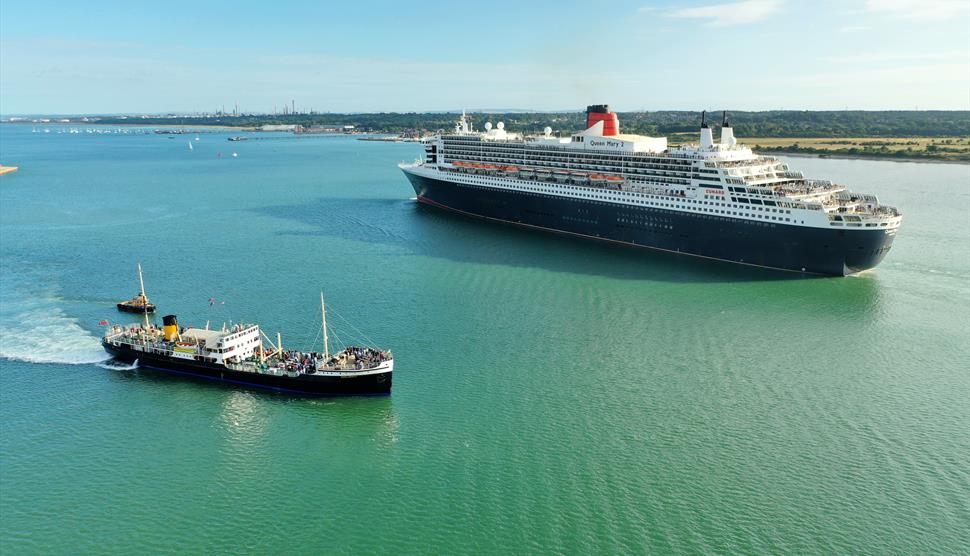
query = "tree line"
(94, 110, 970, 138)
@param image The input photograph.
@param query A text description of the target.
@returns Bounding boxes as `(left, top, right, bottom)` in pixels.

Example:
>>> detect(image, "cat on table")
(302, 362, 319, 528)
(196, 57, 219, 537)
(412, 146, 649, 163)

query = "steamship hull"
(403, 171, 895, 276)
(102, 341, 392, 396)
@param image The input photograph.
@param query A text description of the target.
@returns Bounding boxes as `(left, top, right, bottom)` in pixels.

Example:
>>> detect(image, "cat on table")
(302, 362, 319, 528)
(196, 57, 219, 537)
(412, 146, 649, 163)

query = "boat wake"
(0, 306, 109, 365)
(97, 358, 139, 371)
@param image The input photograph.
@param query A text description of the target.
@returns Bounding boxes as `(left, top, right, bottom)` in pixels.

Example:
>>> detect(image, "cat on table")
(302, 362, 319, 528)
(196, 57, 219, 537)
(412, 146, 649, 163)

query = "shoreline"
(766, 151, 969, 165)
(1, 122, 253, 131)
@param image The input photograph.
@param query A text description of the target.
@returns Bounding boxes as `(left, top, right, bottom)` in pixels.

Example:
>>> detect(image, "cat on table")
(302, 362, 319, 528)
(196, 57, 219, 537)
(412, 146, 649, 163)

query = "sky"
(1, 0, 968, 114)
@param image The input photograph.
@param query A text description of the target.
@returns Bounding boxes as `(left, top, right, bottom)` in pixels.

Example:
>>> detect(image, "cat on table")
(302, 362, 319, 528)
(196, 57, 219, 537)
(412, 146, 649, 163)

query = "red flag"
(99, 320, 108, 325)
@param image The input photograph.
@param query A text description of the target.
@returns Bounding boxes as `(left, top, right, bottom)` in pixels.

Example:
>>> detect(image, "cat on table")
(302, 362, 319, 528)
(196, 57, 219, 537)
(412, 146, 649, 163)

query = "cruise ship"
(400, 105, 902, 275)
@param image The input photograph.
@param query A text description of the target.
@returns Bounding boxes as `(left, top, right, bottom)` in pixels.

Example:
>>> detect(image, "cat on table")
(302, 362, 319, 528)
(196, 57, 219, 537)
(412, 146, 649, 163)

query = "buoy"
(231, 152, 238, 158)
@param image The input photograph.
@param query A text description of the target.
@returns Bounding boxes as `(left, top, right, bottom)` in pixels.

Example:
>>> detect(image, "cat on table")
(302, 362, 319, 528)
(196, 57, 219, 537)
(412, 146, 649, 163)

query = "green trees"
(92, 110, 970, 138)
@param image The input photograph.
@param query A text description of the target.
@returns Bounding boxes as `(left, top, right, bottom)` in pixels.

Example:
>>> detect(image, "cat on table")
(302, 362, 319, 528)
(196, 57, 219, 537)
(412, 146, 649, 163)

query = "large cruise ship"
(400, 105, 902, 275)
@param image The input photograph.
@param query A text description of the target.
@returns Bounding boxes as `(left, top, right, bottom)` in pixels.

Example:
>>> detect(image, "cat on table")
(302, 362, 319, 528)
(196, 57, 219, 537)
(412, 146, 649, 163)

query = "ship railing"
(107, 337, 183, 357)
(316, 361, 388, 372)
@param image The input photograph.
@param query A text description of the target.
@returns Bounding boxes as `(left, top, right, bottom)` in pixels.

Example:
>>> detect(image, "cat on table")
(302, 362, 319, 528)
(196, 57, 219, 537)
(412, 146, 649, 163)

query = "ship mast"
(138, 263, 149, 328)
(321, 292, 329, 359)
(137, 263, 147, 300)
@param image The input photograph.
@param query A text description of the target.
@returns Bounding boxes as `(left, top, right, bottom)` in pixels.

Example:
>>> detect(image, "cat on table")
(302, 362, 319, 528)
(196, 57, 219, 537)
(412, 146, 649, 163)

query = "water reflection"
(297, 396, 400, 449)
(252, 197, 825, 284)
(219, 390, 269, 440)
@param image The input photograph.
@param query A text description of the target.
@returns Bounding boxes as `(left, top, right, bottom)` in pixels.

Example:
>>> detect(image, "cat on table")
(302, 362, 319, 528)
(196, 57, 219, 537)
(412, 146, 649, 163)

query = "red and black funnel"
(586, 104, 619, 136)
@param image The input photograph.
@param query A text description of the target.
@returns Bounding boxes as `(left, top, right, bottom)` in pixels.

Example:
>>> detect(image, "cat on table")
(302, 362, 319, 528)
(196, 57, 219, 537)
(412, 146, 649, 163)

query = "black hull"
(117, 303, 155, 314)
(403, 171, 895, 276)
(103, 342, 391, 396)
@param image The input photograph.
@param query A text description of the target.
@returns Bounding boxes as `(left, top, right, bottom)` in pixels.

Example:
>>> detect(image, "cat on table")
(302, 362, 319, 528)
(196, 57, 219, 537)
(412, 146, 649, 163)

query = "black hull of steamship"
(403, 171, 895, 276)
(102, 341, 392, 396)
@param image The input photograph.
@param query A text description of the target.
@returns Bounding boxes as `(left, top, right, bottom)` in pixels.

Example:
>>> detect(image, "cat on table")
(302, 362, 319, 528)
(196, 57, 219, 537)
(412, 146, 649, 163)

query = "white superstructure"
(404, 110, 902, 232)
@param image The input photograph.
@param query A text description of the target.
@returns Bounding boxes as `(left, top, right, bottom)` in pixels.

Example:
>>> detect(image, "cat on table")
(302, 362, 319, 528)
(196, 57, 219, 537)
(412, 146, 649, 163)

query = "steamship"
(399, 105, 902, 275)
(101, 295, 393, 396)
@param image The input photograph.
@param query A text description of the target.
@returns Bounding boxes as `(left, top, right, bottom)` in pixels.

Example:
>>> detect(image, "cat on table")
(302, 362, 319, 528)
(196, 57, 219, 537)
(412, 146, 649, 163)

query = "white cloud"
(667, 0, 783, 26)
(823, 50, 970, 63)
(838, 25, 870, 32)
(784, 62, 970, 109)
(865, 0, 969, 21)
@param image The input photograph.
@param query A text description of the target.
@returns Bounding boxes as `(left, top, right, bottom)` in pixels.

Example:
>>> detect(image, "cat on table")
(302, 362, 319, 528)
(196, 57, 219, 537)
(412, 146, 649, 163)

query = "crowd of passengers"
(274, 346, 390, 373)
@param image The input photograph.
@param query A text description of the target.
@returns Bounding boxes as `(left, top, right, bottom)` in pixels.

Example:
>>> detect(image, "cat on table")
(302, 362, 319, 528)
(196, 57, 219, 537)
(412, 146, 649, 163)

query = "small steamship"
(102, 294, 393, 396)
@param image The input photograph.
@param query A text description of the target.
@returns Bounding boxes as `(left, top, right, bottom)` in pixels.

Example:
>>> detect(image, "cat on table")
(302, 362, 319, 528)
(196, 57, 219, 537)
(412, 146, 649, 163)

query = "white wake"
(0, 307, 109, 365)
(97, 358, 139, 371)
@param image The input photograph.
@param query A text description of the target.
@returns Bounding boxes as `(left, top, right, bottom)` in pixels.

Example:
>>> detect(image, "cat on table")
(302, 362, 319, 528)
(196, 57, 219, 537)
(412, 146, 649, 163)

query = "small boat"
(116, 263, 156, 314)
(227, 136, 247, 142)
(605, 175, 625, 189)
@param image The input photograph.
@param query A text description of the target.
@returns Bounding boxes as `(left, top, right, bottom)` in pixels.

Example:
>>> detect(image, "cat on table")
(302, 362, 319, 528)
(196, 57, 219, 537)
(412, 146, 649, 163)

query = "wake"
(0, 307, 110, 365)
(97, 358, 139, 371)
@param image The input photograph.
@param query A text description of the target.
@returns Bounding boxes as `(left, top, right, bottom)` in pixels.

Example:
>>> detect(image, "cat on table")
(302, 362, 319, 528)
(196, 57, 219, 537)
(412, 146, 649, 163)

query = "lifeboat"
(571, 173, 589, 185)
(605, 175, 625, 189)
(518, 168, 534, 179)
(589, 174, 607, 186)
(536, 169, 552, 180)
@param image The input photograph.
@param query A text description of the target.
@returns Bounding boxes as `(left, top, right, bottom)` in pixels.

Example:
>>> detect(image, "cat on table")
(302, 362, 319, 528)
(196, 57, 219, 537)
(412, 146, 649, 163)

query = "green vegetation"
(731, 137, 970, 162)
(92, 109, 970, 138)
(80, 110, 970, 161)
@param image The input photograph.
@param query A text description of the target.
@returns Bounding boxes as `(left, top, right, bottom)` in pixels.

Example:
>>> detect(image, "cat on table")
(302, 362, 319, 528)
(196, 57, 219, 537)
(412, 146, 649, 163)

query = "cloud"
(823, 50, 970, 63)
(782, 62, 970, 109)
(865, 0, 969, 21)
(838, 25, 870, 32)
(667, 0, 782, 26)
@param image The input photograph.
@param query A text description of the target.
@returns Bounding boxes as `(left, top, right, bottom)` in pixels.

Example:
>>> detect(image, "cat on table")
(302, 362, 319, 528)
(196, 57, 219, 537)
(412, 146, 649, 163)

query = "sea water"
(1, 125, 968, 553)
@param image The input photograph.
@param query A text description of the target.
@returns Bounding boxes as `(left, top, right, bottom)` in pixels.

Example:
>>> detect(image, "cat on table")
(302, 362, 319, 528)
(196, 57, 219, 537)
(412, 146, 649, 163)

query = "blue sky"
(1, 0, 968, 114)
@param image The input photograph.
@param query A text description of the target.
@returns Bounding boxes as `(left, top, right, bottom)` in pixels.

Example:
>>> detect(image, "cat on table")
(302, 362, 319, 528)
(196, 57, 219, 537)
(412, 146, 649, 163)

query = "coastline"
(1, 122, 253, 131)
(767, 151, 969, 165)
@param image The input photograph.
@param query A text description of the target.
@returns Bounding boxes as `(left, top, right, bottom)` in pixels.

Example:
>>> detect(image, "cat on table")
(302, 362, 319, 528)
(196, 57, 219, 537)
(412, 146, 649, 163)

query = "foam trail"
(97, 358, 139, 371)
(0, 307, 109, 365)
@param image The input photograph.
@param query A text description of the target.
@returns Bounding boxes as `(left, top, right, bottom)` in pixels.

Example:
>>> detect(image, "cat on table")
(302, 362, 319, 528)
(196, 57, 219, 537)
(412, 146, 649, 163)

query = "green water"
(1, 126, 968, 554)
